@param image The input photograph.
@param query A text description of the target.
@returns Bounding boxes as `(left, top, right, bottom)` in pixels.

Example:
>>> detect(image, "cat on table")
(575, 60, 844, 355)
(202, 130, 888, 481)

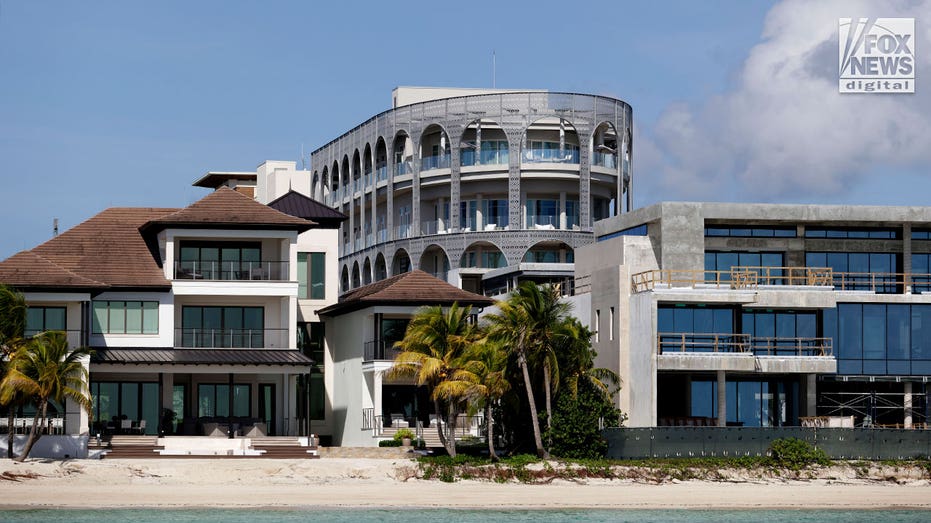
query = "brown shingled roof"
(267, 191, 347, 228)
(0, 251, 105, 289)
(142, 186, 314, 233)
(16, 207, 178, 289)
(318, 270, 495, 316)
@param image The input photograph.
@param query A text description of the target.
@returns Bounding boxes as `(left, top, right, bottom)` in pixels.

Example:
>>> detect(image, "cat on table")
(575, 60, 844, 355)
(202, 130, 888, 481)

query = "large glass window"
(805, 227, 899, 239)
(481, 199, 508, 229)
(806, 252, 900, 293)
(197, 384, 250, 418)
(460, 200, 477, 230)
(297, 321, 325, 366)
(25, 306, 66, 336)
(829, 303, 931, 375)
(92, 301, 158, 334)
(689, 379, 796, 427)
(297, 252, 326, 300)
(705, 226, 796, 238)
(705, 252, 784, 282)
(181, 306, 264, 348)
(179, 242, 261, 280)
(526, 199, 559, 228)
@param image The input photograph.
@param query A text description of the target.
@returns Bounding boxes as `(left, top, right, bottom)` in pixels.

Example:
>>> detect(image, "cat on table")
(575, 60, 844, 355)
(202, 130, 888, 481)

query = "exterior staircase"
(99, 435, 164, 459)
(381, 426, 444, 448)
(251, 437, 320, 458)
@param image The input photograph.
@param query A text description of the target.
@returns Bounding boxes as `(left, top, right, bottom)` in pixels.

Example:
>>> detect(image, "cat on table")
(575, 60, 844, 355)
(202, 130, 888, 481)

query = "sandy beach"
(1, 457, 930, 510)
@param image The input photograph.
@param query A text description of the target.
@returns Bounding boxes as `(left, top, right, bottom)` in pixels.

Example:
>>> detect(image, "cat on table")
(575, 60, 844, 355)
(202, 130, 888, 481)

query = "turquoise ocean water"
(2, 509, 929, 522)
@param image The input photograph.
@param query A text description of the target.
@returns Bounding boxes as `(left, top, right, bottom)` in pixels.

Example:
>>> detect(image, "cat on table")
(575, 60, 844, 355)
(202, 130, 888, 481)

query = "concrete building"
(308, 87, 633, 297)
(578, 202, 931, 429)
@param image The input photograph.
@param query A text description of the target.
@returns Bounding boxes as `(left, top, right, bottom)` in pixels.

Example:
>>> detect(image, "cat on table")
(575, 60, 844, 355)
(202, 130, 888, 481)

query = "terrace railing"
(657, 333, 751, 354)
(631, 267, 834, 293)
(175, 328, 288, 349)
(657, 333, 833, 357)
(174, 261, 289, 281)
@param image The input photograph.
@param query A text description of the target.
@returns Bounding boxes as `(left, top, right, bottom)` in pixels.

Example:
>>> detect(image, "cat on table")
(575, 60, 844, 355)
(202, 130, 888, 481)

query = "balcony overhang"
(656, 354, 837, 374)
(172, 280, 298, 297)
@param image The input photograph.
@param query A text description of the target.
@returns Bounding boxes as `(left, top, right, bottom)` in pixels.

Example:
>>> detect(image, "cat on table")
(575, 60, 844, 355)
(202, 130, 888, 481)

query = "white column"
(716, 370, 727, 427)
(559, 191, 567, 229)
(904, 381, 913, 429)
(476, 194, 484, 230)
(437, 197, 445, 232)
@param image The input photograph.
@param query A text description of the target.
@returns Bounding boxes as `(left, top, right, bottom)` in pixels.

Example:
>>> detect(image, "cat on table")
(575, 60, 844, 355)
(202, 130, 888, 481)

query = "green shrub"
(768, 438, 830, 469)
(379, 439, 402, 447)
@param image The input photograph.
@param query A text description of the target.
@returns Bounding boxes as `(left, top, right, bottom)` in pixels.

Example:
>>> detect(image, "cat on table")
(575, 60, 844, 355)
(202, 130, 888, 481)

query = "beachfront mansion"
(1, 87, 928, 456)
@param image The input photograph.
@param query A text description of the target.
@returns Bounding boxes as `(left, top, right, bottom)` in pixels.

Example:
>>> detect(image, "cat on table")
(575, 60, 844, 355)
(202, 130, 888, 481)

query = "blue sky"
(1, 1, 928, 260)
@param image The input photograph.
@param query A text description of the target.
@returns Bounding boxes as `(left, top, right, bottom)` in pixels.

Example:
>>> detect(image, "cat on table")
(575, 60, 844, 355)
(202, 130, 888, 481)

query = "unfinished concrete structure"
(577, 202, 931, 429)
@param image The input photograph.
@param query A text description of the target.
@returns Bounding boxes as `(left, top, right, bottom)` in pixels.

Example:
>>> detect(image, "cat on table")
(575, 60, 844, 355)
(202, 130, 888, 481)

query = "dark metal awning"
(91, 348, 314, 367)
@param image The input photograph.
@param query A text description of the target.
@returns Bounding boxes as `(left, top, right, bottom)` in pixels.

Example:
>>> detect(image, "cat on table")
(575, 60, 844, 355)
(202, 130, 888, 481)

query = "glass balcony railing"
(365, 233, 374, 247)
(522, 148, 580, 164)
(420, 220, 450, 236)
(174, 261, 289, 281)
(377, 228, 388, 243)
(526, 215, 560, 229)
(396, 224, 411, 239)
(592, 151, 618, 169)
(375, 165, 388, 183)
(395, 161, 412, 176)
(175, 328, 288, 349)
(421, 153, 450, 171)
(364, 172, 372, 188)
(461, 149, 509, 167)
(363, 339, 399, 362)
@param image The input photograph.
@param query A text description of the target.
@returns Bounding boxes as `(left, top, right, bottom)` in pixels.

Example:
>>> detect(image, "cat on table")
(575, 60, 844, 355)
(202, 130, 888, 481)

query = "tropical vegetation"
(388, 281, 624, 460)
(0, 283, 93, 461)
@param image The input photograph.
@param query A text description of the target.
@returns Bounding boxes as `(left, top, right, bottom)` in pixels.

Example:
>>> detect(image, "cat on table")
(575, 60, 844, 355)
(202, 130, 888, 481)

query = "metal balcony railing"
(174, 261, 289, 281)
(657, 333, 833, 357)
(175, 328, 288, 349)
(631, 267, 930, 295)
(631, 267, 835, 293)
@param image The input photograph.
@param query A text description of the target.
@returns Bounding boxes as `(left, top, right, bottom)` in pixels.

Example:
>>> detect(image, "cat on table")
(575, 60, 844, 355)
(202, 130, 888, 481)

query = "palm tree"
(0, 284, 28, 458)
(385, 303, 477, 457)
(555, 317, 620, 401)
(436, 339, 510, 461)
(486, 282, 570, 459)
(0, 331, 92, 462)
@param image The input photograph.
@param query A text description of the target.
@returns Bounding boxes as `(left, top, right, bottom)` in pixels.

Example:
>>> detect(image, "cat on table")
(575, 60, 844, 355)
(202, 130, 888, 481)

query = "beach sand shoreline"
(1, 458, 929, 511)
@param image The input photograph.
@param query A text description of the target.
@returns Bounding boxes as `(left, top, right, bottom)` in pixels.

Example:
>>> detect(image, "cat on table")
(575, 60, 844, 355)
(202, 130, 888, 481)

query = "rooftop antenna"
(492, 50, 496, 88)
(53, 218, 59, 237)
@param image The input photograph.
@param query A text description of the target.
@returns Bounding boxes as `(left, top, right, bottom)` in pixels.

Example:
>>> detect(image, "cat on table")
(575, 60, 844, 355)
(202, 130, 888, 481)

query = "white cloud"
(638, 0, 931, 203)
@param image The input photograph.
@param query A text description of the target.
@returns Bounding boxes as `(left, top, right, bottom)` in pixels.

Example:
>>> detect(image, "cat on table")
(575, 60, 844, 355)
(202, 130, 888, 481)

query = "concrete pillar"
(716, 370, 726, 427)
(904, 381, 913, 429)
(806, 374, 817, 417)
(904, 223, 913, 293)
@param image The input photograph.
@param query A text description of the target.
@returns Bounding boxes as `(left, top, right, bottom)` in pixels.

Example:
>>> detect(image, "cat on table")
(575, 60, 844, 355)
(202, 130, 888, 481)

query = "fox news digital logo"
(839, 18, 915, 93)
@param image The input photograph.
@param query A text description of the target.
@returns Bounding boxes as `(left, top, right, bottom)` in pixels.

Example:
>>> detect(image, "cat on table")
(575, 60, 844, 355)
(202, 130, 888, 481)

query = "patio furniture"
(133, 419, 147, 435)
(390, 413, 409, 428)
(50, 418, 64, 435)
(120, 419, 132, 434)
